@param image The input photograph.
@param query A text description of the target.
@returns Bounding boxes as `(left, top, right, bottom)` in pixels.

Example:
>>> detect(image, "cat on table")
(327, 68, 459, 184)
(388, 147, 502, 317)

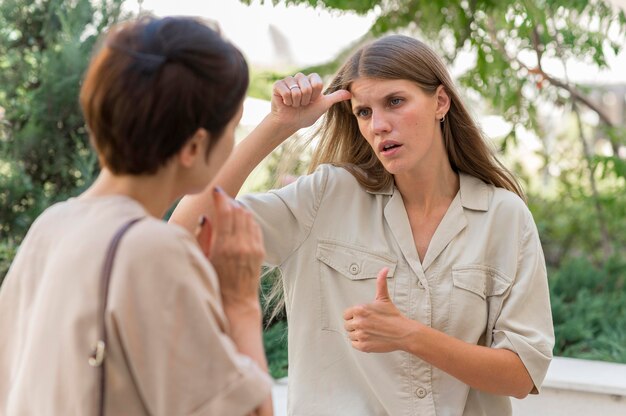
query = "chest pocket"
(449, 265, 513, 346)
(316, 240, 397, 332)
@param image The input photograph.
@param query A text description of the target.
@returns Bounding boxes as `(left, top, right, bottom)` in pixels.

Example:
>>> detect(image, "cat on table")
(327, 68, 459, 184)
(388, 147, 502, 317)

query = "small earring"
(440, 115, 446, 123)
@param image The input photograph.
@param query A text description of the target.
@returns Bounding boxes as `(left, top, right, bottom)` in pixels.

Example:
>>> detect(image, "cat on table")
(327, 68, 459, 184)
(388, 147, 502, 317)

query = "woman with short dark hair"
(0, 16, 273, 416)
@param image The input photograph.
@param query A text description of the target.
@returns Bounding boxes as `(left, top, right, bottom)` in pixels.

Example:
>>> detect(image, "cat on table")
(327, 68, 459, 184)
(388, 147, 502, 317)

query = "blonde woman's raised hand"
(271, 72, 351, 133)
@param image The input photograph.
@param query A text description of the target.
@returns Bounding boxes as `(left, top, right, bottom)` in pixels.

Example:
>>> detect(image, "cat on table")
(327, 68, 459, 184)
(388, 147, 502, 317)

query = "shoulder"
(310, 163, 364, 192)
(123, 218, 201, 259)
(460, 173, 528, 214)
(119, 218, 216, 279)
(268, 163, 361, 203)
(15, 199, 77, 247)
(460, 173, 536, 234)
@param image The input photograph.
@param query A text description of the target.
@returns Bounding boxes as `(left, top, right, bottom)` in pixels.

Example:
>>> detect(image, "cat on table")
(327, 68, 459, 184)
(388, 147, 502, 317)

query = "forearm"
(403, 320, 534, 398)
(170, 115, 295, 232)
(224, 301, 274, 416)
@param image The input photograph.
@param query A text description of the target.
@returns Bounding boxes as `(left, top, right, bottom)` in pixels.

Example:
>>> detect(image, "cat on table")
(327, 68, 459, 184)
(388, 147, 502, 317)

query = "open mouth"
(379, 141, 402, 154)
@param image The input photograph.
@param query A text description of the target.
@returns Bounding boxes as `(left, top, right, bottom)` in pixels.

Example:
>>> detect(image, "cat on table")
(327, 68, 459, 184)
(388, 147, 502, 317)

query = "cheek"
(356, 122, 374, 145)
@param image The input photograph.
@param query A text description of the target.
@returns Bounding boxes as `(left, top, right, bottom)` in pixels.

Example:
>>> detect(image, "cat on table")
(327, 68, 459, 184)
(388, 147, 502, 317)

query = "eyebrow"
(351, 90, 406, 112)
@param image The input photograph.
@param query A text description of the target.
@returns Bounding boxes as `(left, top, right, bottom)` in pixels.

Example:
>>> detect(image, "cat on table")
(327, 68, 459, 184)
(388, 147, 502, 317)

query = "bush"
(260, 267, 288, 379)
(550, 257, 626, 363)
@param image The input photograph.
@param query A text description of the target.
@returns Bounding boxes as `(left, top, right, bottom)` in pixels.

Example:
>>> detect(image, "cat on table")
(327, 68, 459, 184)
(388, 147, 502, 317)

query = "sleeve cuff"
(492, 329, 553, 394)
(190, 358, 273, 416)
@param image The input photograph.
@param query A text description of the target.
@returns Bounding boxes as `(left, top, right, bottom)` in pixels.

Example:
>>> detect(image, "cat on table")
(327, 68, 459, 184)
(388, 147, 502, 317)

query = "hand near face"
(343, 267, 414, 353)
(271, 72, 351, 132)
(195, 187, 265, 307)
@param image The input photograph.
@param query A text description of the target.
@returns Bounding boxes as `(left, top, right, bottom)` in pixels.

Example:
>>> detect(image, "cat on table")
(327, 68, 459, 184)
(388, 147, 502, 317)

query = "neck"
(394, 162, 459, 214)
(81, 167, 180, 218)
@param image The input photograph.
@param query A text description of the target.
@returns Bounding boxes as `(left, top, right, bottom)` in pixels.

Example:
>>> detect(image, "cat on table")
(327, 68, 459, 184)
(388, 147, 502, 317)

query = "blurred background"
(1, 0, 625, 385)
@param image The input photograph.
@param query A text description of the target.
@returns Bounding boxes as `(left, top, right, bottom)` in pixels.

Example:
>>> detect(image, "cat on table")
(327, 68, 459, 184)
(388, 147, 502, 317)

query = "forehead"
(350, 78, 421, 103)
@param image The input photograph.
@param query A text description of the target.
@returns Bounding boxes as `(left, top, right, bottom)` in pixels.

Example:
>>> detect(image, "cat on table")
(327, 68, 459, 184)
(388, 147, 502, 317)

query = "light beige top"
(241, 164, 554, 416)
(0, 196, 271, 416)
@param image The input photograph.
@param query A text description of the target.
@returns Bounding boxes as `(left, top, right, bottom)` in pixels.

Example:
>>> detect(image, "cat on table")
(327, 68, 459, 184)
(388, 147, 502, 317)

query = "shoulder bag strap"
(89, 217, 144, 416)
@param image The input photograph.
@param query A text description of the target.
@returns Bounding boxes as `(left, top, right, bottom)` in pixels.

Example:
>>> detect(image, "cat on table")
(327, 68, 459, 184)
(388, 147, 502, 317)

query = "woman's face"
(350, 77, 448, 177)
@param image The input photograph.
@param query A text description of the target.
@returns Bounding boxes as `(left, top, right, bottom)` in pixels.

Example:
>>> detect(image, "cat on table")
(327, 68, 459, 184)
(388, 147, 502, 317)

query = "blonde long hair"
(309, 35, 524, 200)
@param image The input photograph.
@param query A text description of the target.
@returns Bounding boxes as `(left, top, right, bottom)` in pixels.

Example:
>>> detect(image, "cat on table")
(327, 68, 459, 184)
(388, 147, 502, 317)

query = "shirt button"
(349, 263, 360, 275)
(415, 387, 427, 399)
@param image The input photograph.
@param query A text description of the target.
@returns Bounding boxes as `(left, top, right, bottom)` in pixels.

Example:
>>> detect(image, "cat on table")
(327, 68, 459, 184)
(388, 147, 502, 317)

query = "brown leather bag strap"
(89, 217, 143, 416)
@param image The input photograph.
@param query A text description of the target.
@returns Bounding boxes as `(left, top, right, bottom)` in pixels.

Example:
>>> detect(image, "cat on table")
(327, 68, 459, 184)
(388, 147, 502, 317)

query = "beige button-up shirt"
(241, 164, 554, 416)
(0, 196, 271, 415)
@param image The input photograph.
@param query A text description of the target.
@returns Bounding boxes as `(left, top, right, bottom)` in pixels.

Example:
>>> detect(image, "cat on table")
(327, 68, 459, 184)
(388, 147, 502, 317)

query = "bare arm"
(170, 73, 351, 233)
(344, 268, 534, 399)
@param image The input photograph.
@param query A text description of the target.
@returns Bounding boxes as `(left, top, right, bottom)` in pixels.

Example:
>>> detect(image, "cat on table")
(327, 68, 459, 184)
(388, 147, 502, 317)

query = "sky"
(129, 0, 626, 84)
(128, 0, 376, 68)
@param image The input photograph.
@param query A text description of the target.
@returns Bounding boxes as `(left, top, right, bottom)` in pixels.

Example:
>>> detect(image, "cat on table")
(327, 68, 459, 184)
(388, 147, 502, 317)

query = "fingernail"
(198, 215, 207, 226)
(214, 186, 223, 193)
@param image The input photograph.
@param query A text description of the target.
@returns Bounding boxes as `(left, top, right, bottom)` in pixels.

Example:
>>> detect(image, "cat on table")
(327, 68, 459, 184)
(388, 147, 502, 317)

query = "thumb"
(375, 267, 390, 301)
(320, 89, 351, 109)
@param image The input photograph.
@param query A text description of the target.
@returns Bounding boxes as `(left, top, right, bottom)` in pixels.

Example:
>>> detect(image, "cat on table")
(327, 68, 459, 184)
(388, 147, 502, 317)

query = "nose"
(370, 111, 391, 135)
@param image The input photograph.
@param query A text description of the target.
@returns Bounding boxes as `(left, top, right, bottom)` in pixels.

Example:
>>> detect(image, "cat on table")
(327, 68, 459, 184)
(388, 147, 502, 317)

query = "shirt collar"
(459, 172, 490, 211)
(366, 172, 491, 211)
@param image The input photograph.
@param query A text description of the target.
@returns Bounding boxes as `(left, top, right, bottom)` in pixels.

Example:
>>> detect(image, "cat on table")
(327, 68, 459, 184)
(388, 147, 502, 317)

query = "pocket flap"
(316, 240, 397, 280)
(452, 265, 513, 298)
(452, 268, 487, 299)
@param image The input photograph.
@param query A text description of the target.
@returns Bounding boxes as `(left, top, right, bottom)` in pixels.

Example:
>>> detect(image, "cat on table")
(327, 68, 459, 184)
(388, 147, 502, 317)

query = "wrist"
(261, 113, 299, 141)
(400, 318, 426, 355)
(223, 296, 262, 317)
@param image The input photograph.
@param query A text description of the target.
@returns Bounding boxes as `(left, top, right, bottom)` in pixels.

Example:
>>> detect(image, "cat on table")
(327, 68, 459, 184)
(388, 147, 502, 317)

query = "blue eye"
(356, 108, 371, 118)
(390, 98, 403, 106)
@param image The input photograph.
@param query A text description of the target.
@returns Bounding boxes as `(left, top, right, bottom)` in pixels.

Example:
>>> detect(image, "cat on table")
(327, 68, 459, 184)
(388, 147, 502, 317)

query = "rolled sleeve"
(491, 212, 554, 393)
(239, 164, 329, 266)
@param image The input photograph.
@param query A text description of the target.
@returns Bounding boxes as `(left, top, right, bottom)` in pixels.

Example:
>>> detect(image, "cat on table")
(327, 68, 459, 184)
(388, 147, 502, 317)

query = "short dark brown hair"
(80, 16, 249, 174)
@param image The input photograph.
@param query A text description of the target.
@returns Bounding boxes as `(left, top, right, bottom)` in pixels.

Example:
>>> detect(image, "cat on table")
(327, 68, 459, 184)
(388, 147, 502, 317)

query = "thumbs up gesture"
(343, 267, 413, 353)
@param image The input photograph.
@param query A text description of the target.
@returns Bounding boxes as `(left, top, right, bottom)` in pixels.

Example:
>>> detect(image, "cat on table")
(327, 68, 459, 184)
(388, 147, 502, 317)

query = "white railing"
(272, 357, 626, 415)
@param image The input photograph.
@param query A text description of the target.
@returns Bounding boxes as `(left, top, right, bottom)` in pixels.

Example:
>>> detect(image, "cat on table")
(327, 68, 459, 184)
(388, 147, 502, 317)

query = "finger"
(344, 320, 356, 332)
(294, 72, 313, 106)
(343, 307, 355, 321)
(273, 78, 294, 106)
(284, 75, 302, 107)
(231, 202, 246, 235)
(308, 73, 324, 102)
(211, 187, 233, 235)
(195, 215, 213, 257)
(375, 267, 390, 301)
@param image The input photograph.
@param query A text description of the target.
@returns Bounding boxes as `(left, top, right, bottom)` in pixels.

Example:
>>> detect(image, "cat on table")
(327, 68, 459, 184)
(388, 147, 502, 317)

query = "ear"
(435, 85, 451, 120)
(179, 128, 209, 168)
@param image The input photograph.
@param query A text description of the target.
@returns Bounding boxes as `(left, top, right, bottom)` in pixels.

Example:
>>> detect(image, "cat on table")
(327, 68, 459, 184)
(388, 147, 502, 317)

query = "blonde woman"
(172, 35, 554, 416)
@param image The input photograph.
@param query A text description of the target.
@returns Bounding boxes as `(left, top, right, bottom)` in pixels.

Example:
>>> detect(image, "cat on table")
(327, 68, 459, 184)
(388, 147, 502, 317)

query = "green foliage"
(0, 0, 126, 241)
(239, 0, 381, 14)
(263, 320, 289, 378)
(529, 184, 626, 266)
(550, 257, 626, 363)
(249, 70, 290, 101)
(260, 267, 289, 378)
(0, 239, 18, 287)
